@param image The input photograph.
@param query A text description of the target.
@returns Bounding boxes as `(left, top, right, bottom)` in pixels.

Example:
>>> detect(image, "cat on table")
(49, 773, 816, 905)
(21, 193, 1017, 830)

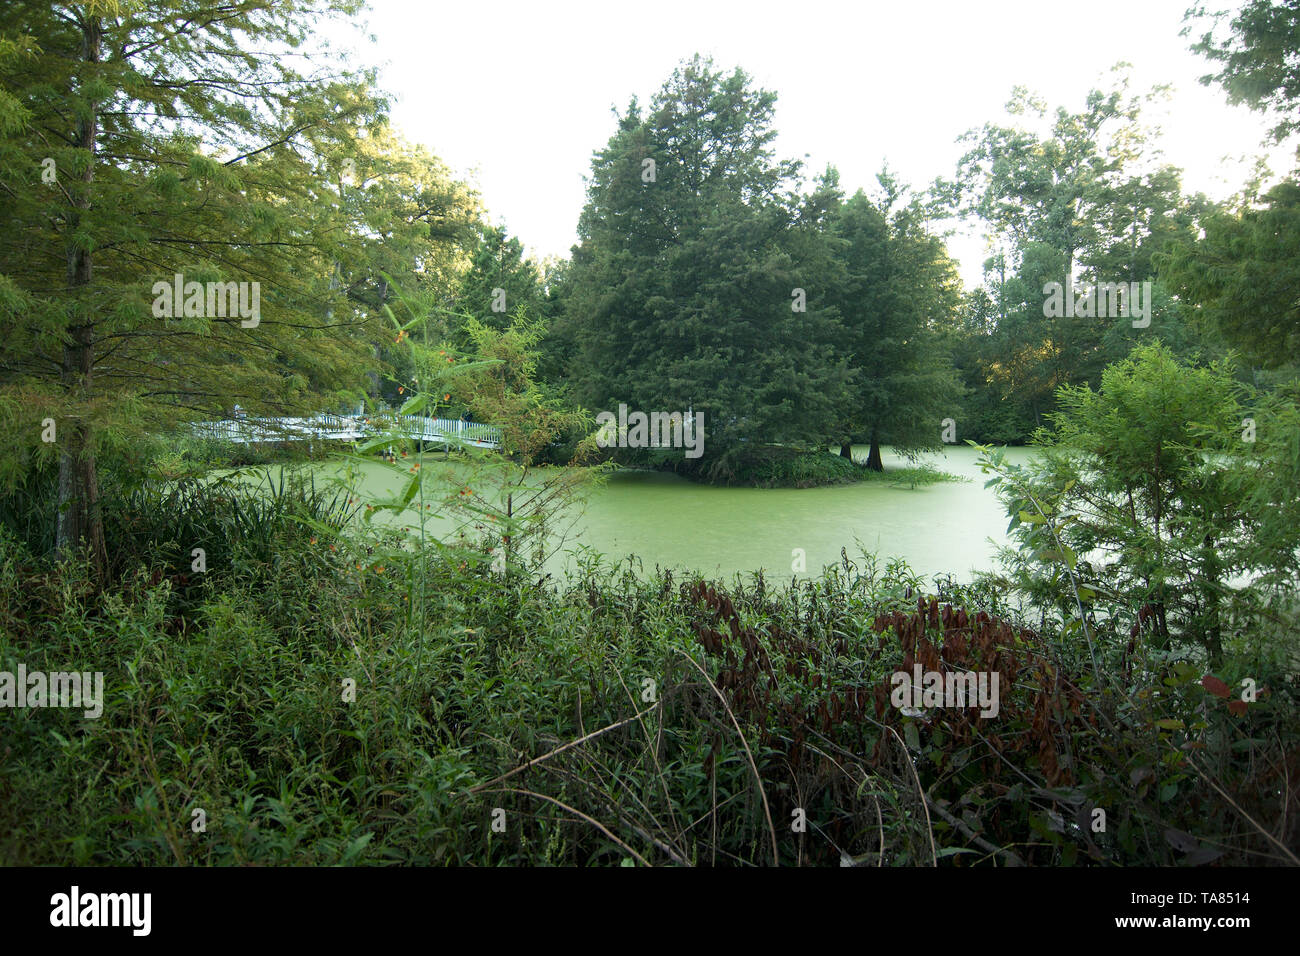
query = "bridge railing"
(391, 415, 500, 442)
(189, 413, 500, 447)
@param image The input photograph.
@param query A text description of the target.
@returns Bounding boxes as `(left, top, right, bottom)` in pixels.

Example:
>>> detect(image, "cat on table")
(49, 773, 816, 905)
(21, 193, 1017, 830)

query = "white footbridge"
(192, 413, 501, 449)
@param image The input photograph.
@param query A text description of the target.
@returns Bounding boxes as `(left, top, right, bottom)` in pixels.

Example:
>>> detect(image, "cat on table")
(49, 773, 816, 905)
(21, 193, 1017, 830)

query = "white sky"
(327, 0, 1293, 288)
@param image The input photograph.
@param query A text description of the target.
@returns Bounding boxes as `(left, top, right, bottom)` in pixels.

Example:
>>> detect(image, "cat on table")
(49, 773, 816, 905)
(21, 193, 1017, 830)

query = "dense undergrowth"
(1, 471, 1295, 866)
(735, 449, 958, 489)
(601, 439, 963, 488)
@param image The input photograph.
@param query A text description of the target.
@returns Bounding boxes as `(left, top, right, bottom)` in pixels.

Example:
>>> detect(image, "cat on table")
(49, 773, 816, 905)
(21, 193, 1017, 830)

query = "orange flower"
(398, 386, 405, 394)
(329, 544, 337, 552)
(444, 394, 450, 401)
(310, 536, 317, 544)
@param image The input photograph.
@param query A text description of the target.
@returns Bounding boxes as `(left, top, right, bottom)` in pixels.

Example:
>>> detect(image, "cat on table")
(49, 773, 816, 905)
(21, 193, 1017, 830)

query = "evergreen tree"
(826, 176, 963, 469)
(1185, 0, 1300, 149)
(453, 223, 547, 342)
(0, 0, 387, 571)
(566, 55, 849, 479)
(1160, 180, 1300, 369)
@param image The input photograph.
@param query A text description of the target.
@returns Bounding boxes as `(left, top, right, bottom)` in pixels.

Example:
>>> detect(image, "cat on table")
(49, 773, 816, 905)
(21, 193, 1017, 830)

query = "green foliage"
(565, 55, 852, 469)
(825, 178, 964, 468)
(726, 447, 862, 487)
(723, 447, 959, 489)
(0, 0, 486, 569)
(2, 7, 1298, 873)
(943, 72, 1186, 281)
(452, 225, 549, 343)
(0, 0, 382, 567)
(1159, 179, 1300, 369)
(3, 521, 1294, 866)
(941, 74, 1212, 442)
(977, 342, 1300, 666)
(361, 273, 598, 583)
(1185, 0, 1300, 147)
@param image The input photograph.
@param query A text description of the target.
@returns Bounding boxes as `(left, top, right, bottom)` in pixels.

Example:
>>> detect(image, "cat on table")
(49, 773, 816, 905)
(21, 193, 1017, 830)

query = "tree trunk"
(1153, 601, 1169, 651)
(56, 416, 107, 574)
(1202, 534, 1223, 667)
(55, 15, 106, 577)
(865, 428, 883, 472)
(839, 442, 853, 461)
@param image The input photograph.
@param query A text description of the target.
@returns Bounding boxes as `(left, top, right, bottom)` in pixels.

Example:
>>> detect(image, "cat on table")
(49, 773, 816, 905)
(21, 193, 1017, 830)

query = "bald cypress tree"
(825, 177, 964, 470)
(0, 0, 389, 572)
